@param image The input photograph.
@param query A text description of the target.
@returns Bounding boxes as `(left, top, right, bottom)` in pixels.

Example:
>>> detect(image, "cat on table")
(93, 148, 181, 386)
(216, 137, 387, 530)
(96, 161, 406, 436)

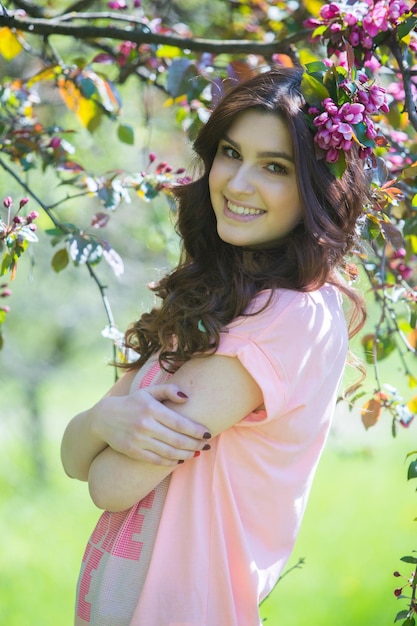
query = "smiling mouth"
(227, 200, 265, 216)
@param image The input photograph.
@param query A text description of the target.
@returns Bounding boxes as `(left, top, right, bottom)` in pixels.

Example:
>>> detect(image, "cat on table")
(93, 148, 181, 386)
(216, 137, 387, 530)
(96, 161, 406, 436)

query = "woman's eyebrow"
(222, 133, 294, 163)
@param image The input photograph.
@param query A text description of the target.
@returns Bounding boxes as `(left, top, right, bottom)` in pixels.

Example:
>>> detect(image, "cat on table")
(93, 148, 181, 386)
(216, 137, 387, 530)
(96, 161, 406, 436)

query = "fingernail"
(203, 432, 212, 439)
(193, 451, 200, 458)
(202, 444, 211, 451)
(177, 460, 184, 464)
(177, 391, 188, 398)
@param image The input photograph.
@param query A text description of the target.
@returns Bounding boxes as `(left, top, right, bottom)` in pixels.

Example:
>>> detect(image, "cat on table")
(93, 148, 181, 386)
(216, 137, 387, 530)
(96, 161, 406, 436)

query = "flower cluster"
(303, 67, 390, 170)
(305, 0, 415, 62)
(0, 196, 38, 322)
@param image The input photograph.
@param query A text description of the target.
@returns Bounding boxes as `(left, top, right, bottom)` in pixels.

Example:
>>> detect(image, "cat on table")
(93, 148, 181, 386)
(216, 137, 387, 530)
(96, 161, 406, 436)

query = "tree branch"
(0, 12, 307, 55)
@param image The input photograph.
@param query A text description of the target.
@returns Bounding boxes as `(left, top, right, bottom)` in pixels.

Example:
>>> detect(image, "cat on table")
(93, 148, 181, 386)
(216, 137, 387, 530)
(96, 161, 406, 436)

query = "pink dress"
(75, 286, 348, 626)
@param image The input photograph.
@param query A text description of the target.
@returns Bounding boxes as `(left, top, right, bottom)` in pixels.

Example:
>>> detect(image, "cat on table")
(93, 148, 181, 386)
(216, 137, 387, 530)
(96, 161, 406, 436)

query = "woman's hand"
(61, 370, 212, 482)
(91, 383, 212, 466)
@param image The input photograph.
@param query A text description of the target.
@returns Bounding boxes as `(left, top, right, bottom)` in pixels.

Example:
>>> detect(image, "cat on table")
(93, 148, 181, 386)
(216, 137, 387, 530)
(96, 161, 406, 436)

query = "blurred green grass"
(1, 381, 415, 625)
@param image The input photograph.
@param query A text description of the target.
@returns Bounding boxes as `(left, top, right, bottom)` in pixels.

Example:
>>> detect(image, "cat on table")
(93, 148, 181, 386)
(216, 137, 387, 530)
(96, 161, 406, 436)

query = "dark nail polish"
(177, 460, 184, 464)
(177, 391, 188, 398)
(203, 432, 212, 439)
(202, 444, 211, 451)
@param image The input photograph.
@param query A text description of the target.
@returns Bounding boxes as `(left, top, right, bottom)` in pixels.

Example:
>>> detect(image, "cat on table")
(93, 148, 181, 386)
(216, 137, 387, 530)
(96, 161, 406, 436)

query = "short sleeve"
(215, 286, 348, 426)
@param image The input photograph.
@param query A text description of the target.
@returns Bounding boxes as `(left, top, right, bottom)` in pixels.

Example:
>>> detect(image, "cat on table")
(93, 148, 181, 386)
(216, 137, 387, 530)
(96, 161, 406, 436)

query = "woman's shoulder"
(226, 284, 345, 340)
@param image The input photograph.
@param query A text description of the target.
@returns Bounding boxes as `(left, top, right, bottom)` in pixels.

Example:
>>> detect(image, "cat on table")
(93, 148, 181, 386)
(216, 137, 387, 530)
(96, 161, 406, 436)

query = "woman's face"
(209, 109, 303, 249)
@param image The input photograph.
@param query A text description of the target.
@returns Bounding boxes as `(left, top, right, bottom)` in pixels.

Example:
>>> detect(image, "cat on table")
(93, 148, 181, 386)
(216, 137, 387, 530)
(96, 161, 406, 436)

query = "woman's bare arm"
(88, 354, 263, 511)
(60, 370, 213, 482)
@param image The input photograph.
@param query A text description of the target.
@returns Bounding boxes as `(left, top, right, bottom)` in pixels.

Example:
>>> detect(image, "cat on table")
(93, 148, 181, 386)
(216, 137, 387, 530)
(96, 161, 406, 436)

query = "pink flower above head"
(368, 84, 390, 112)
(361, 32, 375, 48)
(319, 2, 341, 19)
(339, 102, 365, 124)
(322, 97, 339, 115)
(364, 55, 382, 72)
(348, 29, 361, 46)
(325, 148, 341, 163)
(388, 0, 411, 21)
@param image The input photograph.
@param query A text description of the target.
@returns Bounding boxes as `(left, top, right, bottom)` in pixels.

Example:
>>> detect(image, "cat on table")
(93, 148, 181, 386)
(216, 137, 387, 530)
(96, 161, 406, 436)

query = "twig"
(0, 12, 308, 55)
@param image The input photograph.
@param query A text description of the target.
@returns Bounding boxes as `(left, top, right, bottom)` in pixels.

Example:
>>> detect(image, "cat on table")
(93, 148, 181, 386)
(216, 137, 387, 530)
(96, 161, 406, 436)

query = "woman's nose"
(227, 164, 255, 195)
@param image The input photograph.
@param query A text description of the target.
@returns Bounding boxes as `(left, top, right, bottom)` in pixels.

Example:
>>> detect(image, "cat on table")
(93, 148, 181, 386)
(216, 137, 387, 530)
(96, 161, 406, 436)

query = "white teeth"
(227, 201, 263, 216)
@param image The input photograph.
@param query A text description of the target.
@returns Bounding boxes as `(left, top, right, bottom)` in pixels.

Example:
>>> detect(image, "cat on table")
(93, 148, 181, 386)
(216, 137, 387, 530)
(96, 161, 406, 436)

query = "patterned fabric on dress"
(75, 356, 171, 626)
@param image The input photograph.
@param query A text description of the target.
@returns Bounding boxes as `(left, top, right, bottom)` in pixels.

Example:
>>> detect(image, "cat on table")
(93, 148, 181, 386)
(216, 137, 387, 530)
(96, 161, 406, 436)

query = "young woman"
(61, 66, 369, 626)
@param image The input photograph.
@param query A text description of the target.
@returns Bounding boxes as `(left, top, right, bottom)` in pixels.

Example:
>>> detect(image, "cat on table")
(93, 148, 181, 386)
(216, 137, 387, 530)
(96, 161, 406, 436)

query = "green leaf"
(304, 61, 328, 75)
(166, 58, 192, 98)
(68, 235, 103, 266)
(395, 611, 411, 622)
(117, 123, 134, 145)
(51, 247, 69, 273)
(400, 555, 417, 564)
(361, 332, 396, 364)
(300, 72, 330, 107)
(0, 252, 12, 275)
(403, 618, 416, 626)
(78, 77, 98, 99)
(353, 122, 375, 148)
(407, 460, 417, 480)
(326, 152, 346, 178)
(397, 16, 417, 40)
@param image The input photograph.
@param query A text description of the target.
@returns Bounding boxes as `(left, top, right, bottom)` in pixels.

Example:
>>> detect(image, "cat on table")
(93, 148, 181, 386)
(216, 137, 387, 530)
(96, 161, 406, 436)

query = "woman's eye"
(266, 162, 288, 175)
(221, 145, 240, 160)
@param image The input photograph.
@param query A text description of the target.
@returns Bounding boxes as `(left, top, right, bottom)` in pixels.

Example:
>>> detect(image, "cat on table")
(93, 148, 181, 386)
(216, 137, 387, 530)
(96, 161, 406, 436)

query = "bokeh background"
(1, 30, 416, 626)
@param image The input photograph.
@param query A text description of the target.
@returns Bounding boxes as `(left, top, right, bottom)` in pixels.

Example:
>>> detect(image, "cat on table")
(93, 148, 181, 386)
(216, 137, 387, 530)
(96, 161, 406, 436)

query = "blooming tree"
(0, 0, 416, 618)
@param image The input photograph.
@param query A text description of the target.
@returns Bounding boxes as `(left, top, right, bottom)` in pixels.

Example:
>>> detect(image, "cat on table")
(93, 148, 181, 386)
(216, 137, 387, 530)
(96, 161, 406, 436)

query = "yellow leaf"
(298, 49, 321, 66)
(303, 0, 324, 17)
(156, 45, 183, 58)
(58, 78, 101, 131)
(26, 65, 62, 87)
(407, 395, 417, 413)
(0, 27, 23, 61)
(408, 375, 417, 389)
(361, 398, 382, 430)
(163, 94, 187, 108)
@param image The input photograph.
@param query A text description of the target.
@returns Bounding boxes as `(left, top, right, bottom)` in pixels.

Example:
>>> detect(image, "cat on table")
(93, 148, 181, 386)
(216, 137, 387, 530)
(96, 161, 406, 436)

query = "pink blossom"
(364, 55, 382, 72)
(323, 98, 339, 115)
(339, 102, 365, 124)
(315, 128, 333, 149)
(319, 3, 340, 19)
(348, 29, 361, 46)
(3, 196, 12, 209)
(359, 146, 373, 159)
(326, 148, 340, 163)
(49, 137, 61, 149)
(397, 263, 413, 280)
(330, 22, 342, 33)
(388, 0, 410, 21)
(368, 85, 389, 112)
(360, 33, 375, 49)
(392, 247, 406, 259)
(389, 130, 409, 143)
(387, 79, 405, 101)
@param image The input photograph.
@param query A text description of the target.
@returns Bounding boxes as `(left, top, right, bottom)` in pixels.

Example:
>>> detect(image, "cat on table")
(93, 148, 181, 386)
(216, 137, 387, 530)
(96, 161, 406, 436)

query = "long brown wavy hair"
(123, 66, 369, 374)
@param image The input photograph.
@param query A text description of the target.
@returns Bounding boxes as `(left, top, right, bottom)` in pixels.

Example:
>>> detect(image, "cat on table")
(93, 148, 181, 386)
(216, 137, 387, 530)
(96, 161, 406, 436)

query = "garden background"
(0, 1, 416, 624)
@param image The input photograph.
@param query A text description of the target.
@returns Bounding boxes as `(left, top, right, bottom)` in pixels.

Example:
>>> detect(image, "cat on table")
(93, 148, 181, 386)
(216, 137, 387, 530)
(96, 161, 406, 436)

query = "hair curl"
(123, 66, 369, 374)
